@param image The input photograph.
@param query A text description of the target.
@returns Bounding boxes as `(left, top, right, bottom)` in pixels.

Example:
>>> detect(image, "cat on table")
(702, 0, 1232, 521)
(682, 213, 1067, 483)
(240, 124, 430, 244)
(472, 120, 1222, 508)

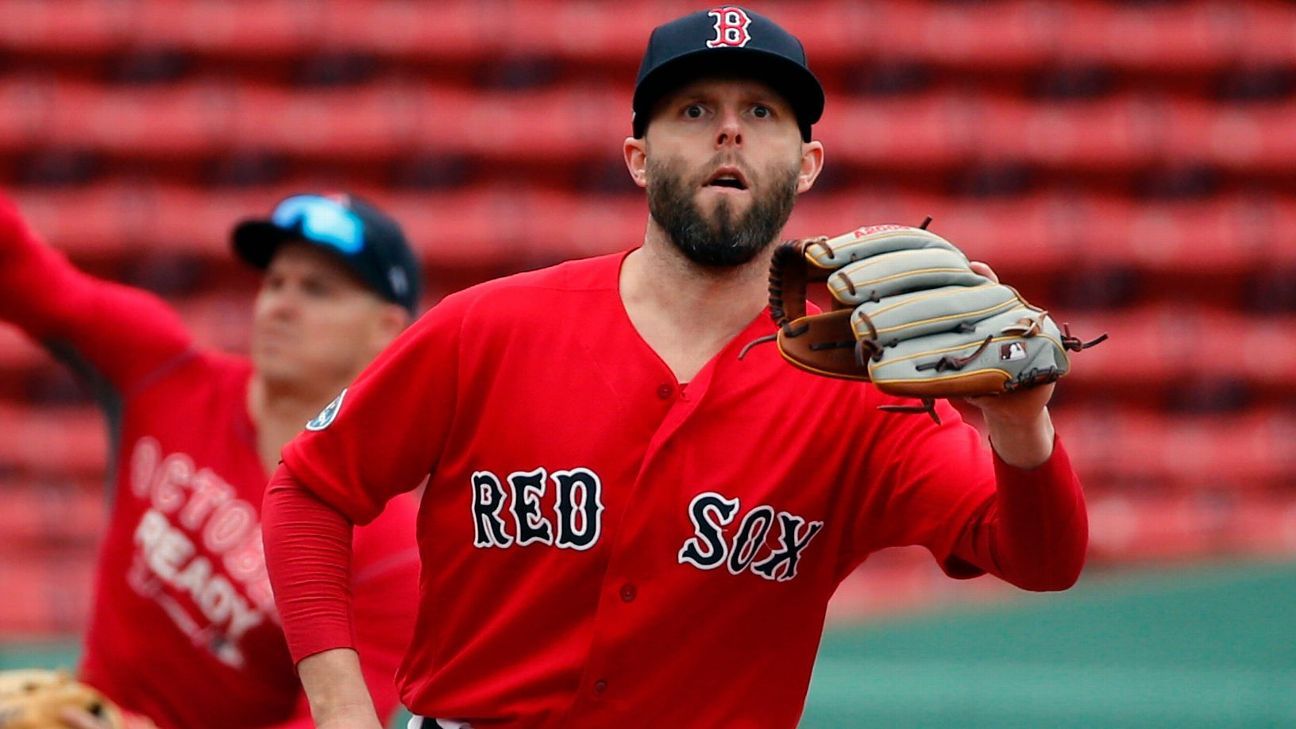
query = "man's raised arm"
(0, 193, 193, 393)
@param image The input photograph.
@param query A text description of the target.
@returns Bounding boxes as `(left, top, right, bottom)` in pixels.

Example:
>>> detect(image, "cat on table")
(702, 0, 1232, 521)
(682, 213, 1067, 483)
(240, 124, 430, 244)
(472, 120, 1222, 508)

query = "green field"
(5, 560, 1294, 728)
(804, 560, 1296, 728)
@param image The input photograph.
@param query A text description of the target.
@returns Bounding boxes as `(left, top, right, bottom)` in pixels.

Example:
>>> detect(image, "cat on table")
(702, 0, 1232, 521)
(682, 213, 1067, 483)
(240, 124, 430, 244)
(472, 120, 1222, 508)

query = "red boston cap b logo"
(706, 6, 753, 48)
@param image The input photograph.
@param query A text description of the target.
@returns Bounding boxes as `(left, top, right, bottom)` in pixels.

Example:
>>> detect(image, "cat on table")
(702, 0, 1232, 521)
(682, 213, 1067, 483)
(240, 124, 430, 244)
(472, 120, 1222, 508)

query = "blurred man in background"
(0, 192, 422, 729)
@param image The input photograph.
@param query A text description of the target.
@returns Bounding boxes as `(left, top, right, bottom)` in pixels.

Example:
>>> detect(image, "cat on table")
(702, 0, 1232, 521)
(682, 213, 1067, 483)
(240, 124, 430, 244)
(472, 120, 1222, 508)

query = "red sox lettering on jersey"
(470, 468, 824, 581)
(677, 492, 824, 581)
(707, 6, 752, 48)
(471, 468, 605, 551)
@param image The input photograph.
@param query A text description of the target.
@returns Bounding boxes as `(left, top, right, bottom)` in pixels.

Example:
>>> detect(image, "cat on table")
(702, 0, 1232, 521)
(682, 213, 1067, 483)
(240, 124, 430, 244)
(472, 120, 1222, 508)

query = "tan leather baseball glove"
(744, 221, 1105, 419)
(0, 669, 129, 729)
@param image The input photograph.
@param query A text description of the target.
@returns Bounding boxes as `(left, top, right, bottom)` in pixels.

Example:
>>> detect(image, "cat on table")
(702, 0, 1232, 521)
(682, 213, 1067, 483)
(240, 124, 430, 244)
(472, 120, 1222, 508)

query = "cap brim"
(633, 48, 825, 138)
(231, 208, 421, 314)
(231, 220, 299, 269)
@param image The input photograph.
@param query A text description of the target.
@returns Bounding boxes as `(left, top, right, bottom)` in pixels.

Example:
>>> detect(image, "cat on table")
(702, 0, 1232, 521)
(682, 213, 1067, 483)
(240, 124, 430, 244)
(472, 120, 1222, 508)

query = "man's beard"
(646, 155, 799, 268)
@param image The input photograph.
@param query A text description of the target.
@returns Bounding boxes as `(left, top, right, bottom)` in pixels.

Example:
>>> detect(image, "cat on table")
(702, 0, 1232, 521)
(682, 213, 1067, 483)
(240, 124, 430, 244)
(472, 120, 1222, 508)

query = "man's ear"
(372, 303, 409, 351)
(624, 136, 648, 189)
(796, 140, 825, 194)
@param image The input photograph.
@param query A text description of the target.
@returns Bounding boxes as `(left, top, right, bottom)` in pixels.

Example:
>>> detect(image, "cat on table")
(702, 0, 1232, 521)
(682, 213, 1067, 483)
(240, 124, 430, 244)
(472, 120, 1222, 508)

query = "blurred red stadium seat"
(3, 1, 1294, 72)
(0, 78, 632, 163)
(0, 476, 107, 547)
(0, 552, 96, 636)
(1056, 407, 1296, 492)
(822, 94, 1296, 173)
(1087, 491, 1296, 563)
(1061, 307, 1296, 397)
(0, 405, 107, 477)
(5, 77, 1296, 173)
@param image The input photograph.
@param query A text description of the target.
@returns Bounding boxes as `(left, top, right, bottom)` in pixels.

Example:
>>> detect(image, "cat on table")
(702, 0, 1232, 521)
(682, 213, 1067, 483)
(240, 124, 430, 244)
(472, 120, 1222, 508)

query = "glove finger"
(827, 247, 989, 305)
(867, 309, 1070, 398)
(852, 284, 1021, 345)
(804, 225, 963, 271)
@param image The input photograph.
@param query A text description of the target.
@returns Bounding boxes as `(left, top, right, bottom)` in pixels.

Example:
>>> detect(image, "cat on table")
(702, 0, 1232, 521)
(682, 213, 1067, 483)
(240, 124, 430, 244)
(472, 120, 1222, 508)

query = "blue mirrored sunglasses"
(270, 195, 365, 255)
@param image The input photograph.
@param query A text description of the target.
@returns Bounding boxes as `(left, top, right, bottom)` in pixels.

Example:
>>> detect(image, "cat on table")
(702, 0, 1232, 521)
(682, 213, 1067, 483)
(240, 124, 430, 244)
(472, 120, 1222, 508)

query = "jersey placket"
(549, 354, 720, 726)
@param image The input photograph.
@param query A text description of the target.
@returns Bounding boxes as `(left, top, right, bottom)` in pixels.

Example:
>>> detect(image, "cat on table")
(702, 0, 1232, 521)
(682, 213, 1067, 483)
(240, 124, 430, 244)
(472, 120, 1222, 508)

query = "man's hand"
(963, 261, 1056, 468)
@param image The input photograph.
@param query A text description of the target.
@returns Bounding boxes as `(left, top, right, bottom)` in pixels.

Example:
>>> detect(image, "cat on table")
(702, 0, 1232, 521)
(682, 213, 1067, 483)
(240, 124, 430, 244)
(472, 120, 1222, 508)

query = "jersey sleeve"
(262, 466, 357, 662)
(0, 194, 193, 394)
(848, 392, 1087, 590)
(280, 290, 469, 524)
(259, 489, 421, 727)
(349, 493, 421, 721)
(956, 436, 1087, 591)
(849, 395, 997, 574)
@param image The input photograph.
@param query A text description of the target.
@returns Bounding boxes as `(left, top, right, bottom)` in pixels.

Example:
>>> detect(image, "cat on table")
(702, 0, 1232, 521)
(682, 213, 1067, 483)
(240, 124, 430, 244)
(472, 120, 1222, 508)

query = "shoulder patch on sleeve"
(306, 388, 347, 431)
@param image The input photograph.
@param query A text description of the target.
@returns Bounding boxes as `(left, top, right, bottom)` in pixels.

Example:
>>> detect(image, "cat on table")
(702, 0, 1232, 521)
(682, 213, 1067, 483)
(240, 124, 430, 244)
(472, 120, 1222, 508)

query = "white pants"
(408, 717, 471, 729)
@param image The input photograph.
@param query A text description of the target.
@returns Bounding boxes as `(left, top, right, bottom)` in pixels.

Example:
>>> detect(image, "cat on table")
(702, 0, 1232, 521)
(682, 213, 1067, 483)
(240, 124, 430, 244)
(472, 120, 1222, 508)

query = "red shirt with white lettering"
(276, 250, 1087, 728)
(0, 197, 419, 729)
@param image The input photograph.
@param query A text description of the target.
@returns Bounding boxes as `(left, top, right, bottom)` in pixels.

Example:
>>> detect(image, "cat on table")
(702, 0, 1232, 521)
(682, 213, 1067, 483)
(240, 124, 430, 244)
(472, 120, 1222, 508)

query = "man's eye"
(752, 105, 771, 119)
(684, 104, 705, 119)
(302, 279, 331, 297)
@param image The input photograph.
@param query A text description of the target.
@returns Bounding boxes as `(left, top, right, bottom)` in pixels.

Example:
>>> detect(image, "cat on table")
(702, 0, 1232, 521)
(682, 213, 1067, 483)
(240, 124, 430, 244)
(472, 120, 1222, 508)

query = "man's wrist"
(297, 649, 381, 728)
(986, 407, 1055, 469)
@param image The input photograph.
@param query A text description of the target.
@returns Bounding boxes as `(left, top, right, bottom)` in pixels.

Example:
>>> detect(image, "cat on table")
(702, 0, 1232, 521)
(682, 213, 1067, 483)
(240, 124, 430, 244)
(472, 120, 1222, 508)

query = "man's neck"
(247, 374, 349, 474)
(620, 223, 774, 382)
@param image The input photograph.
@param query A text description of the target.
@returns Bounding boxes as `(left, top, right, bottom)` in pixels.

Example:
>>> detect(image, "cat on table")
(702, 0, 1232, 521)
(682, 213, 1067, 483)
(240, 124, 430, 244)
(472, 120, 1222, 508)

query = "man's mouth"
(704, 167, 749, 191)
(255, 327, 295, 344)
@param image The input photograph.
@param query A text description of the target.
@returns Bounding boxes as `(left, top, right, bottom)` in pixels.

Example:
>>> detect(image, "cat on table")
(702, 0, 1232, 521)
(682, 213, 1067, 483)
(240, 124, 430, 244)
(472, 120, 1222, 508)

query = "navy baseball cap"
(632, 6, 824, 142)
(232, 193, 422, 314)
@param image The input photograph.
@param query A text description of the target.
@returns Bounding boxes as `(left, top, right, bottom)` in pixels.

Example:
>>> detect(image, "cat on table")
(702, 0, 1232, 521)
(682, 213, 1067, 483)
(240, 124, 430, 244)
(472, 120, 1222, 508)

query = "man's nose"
(261, 287, 301, 320)
(715, 108, 743, 149)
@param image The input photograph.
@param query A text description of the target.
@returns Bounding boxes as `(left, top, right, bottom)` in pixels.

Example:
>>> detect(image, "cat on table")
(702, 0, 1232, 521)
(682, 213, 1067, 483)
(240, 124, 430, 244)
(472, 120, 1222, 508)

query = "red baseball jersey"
(0, 204, 420, 729)
(278, 250, 1086, 728)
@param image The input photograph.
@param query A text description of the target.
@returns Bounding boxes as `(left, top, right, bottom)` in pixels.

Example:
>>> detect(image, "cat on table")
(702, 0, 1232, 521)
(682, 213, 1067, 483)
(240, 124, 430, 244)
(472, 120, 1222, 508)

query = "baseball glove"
(742, 221, 1105, 420)
(0, 669, 126, 729)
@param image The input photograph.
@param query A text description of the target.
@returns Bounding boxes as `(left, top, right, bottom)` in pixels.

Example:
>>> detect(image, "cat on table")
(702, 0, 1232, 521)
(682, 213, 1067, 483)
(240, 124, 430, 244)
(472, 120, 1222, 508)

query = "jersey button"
(657, 384, 674, 400)
(594, 679, 608, 694)
(620, 583, 637, 602)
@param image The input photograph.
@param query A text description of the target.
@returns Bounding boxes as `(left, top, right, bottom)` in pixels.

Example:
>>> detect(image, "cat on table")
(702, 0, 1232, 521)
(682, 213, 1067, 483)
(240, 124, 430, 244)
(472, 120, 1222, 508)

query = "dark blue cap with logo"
(632, 6, 824, 142)
(232, 193, 422, 314)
